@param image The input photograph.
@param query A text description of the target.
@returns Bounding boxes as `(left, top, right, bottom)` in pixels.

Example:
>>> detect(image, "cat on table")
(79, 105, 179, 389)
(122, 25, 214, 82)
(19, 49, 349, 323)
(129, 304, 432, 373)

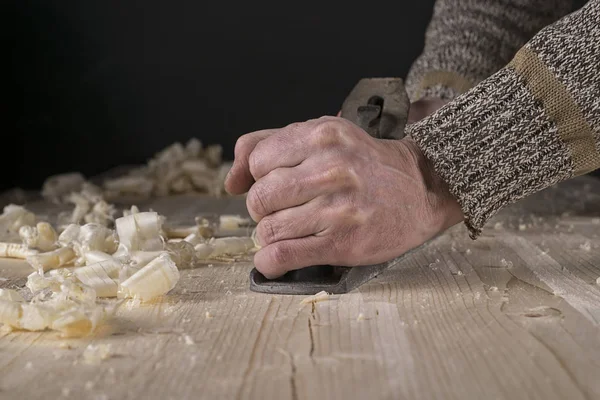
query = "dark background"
(4, 1, 588, 191)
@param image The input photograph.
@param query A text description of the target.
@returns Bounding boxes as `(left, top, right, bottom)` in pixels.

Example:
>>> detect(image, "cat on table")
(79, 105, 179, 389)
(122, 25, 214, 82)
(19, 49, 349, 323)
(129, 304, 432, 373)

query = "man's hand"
(225, 116, 463, 279)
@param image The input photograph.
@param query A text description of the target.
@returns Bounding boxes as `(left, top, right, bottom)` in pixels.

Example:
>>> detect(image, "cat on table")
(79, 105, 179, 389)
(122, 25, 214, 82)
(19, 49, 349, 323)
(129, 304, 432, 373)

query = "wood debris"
(300, 290, 331, 306)
(41, 172, 85, 201)
(0, 289, 25, 302)
(0, 161, 259, 337)
(58, 184, 116, 227)
(194, 236, 256, 260)
(0, 242, 37, 259)
(82, 343, 112, 365)
(19, 222, 58, 252)
(0, 204, 36, 241)
(118, 253, 180, 301)
(101, 139, 232, 199)
(182, 334, 195, 345)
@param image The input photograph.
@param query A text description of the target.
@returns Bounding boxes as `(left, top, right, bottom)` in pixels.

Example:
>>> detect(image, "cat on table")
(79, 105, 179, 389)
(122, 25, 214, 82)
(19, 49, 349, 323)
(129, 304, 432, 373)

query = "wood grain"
(0, 177, 599, 400)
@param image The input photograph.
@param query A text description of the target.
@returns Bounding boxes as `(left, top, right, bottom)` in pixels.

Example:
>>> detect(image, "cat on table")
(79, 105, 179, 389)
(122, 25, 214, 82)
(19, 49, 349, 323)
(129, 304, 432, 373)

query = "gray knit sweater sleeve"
(406, 0, 600, 238)
(405, 0, 572, 102)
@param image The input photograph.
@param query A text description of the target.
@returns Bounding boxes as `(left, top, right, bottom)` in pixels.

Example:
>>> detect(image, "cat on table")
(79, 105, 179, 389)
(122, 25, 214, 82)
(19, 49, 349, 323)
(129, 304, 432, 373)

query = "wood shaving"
(183, 334, 195, 345)
(115, 212, 164, 252)
(0, 204, 36, 241)
(0, 289, 25, 302)
(118, 253, 180, 302)
(194, 237, 256, 260)
(27, 247, 76, 273)
(300, 291, 331, 306)
(219, 215, 253, 230)
(0, 242, 38, 259)
(82, 344, 112, 365)
(19, 222, 58, 252)
(1, 271, 114, 337)
(57, 184, 116, 227)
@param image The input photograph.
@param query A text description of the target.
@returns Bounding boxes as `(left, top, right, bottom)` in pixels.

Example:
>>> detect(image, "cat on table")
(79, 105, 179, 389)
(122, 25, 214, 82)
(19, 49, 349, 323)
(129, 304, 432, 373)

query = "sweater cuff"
(406, 66, 573, 238)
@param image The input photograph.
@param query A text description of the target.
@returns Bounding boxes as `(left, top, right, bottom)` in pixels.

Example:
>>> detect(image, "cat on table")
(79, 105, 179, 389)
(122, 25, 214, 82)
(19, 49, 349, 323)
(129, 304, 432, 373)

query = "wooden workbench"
(1, 176, 599, 400)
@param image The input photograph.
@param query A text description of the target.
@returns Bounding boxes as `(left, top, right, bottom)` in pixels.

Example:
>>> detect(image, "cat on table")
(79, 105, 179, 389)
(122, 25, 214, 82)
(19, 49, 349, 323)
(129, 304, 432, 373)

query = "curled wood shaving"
(300, 291, 331, 306)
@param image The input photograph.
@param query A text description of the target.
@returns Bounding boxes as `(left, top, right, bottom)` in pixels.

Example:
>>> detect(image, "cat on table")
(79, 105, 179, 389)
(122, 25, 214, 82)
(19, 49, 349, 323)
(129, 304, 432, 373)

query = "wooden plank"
(497, 234, 600, 325)
(0, 178, 599, 400)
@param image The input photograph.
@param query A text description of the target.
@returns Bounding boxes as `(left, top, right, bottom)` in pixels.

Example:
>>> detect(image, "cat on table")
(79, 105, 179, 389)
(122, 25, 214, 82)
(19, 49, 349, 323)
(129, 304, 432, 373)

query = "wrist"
(397, 138, 464, 232)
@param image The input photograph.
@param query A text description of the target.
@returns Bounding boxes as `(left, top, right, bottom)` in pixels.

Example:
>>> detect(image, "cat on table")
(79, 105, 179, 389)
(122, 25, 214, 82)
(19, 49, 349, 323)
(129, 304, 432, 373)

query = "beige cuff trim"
(508, 46, 600, 176)
(416, 70, 474, 99)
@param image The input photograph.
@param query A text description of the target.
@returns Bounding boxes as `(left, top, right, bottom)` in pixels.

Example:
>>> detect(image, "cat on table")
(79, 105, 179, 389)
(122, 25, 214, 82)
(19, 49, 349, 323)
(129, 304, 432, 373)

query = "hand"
(225, 116, 463, 278)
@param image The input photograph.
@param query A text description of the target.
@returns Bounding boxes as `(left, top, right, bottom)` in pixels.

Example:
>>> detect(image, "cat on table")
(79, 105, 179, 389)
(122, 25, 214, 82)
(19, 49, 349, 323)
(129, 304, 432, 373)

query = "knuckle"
(246, 184, 269, 218)
(340, 166, 361, 189)
(248, 139, 280, 179)
(317, 118, 342, 133)
(234, 135, 253, 158)
(270, 243, 294, 267)
(256, 217, 278, 245)
(317, 115, 336, 123)
(329, 165, 349, 180)
(248, 147, 262, 178)
(317, 164, 359, 189)
(311, 120, 343, 147)
(337, 201, 359, 219)
(285, 121, 303, 133)
(265, 167, 285, 183)
(318, 165, 346, 186)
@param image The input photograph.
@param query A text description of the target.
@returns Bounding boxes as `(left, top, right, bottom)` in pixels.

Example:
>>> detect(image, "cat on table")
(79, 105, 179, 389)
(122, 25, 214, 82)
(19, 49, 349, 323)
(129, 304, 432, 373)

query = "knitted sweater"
(405, 0, 600, 238)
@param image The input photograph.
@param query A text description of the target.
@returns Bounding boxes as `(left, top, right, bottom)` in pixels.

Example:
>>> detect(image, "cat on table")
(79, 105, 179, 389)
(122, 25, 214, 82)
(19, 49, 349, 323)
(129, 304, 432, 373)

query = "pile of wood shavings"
(0, 194, 258, 337)
(42, 138, 231, 202)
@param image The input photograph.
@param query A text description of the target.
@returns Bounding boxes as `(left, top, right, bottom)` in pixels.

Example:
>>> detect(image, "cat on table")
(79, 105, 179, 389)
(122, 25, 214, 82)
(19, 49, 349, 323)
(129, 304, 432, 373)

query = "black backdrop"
(4, 0, 588, 191)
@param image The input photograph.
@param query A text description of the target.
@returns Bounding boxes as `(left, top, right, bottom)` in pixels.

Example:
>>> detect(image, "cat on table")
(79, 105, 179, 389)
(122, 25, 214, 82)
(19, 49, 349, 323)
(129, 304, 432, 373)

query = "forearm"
(406, 0, 600, 237)
(405, 0, 572, 102)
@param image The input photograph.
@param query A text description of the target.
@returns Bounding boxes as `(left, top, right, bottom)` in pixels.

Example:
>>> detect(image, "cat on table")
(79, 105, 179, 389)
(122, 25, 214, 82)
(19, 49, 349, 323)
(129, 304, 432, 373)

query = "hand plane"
(249, 78, 412, 295)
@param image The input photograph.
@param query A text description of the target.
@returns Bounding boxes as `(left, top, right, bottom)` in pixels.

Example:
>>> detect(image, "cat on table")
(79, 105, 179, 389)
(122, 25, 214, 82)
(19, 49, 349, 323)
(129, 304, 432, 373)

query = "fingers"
(248, 116, 344, 181)
(247, 123, 311, 181)
(246, 165, 313, 222)
(254, 198, 328, 247)
(253, 235, 331, 279)
(246, 156, 348, 221)
(225, 129, 275, 195)
(225, 117, 326, 194)
(246, 159, 322, 222)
